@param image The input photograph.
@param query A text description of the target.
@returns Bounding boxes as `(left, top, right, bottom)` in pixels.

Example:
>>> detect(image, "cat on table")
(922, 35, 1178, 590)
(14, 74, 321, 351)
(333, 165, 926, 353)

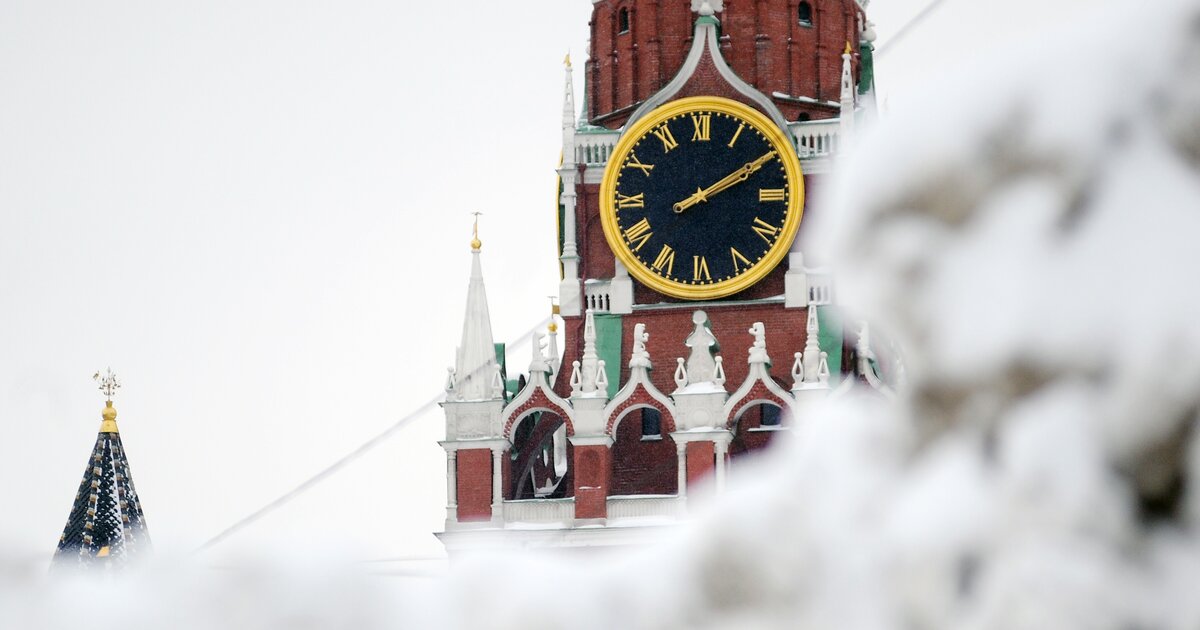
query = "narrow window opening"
(798, 2, 813, 26)
(618, 7, 631, 34)
(641, 407, 662, 438)
(760, 404, 783, 426)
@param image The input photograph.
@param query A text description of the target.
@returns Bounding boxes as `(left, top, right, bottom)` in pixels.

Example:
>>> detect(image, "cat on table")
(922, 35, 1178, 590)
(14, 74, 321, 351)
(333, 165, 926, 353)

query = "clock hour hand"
(673, 150, 777, 214)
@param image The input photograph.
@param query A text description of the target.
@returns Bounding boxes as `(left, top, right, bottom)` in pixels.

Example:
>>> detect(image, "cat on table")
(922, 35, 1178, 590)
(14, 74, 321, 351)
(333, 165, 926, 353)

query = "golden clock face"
(599, 96, 804, 300)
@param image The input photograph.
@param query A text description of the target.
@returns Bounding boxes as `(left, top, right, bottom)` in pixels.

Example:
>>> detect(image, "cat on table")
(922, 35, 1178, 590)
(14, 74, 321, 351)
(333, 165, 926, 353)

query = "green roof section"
(816, 305, 843, 382)
(858, 42, 875, 96)
(594, 313, 624, 398)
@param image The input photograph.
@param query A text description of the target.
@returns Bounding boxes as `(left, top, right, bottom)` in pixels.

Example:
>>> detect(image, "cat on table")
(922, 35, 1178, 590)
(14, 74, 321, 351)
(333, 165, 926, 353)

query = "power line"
(193, 317, 551, 554)
(875, 0, 953, 58)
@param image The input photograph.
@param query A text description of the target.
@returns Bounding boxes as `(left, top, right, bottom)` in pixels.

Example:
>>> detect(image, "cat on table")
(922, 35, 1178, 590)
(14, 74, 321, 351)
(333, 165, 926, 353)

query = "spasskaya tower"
(437, 0, 889, 553)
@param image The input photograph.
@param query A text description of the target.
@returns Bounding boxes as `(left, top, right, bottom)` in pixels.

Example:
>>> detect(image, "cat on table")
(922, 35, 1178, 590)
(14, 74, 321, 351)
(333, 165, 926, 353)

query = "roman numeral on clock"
(625, 152, 654, 176)
(691, 114, 711, 142)
(752, 217, 781, 243)
(652, 124, 678, 152)
(758, 188, 785, 202)
(651, 244, 675, 276)
(692, 255, 711, 281)
(730, 247, 751, 272)
(616, 192, 645, 209)
(622, 218, 653, 252)
(728, 123, 745, 148)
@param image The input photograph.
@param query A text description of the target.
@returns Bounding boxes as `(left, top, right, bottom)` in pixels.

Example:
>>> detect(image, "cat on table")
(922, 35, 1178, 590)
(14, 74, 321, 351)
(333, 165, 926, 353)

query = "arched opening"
(618, 7, 631, 34)
(508, 411, 572, 499)
(729, 401, 787, 461)
(798, 1, 813, 26)
(796, 112, 812, 122)
(610, 406, 678, 495)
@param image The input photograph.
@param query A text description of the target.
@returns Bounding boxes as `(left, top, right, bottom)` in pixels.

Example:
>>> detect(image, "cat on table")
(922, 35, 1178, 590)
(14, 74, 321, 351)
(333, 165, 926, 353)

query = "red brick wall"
(587, 0, 864, 128)
(573, 444, 611, 518)
(610, 407, 679, 495)
(456, 448, 493, 522)
(686, 440, 716, 486)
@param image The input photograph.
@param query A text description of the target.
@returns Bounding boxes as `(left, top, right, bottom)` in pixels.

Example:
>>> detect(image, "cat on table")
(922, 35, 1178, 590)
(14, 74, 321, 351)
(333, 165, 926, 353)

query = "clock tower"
(438, 0, 889, 553)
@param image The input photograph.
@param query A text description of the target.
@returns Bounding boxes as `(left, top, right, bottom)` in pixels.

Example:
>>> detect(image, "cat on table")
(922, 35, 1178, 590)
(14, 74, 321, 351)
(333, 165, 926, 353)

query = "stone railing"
(575, 130, 620, 166)
(788, 119, 840, 159)
(502, 498, 575, 524)
(572, 119, 841, 167)
(584, 279, 613, 313)
(606, 495, 685, 520)
(808, 270, 834, 305)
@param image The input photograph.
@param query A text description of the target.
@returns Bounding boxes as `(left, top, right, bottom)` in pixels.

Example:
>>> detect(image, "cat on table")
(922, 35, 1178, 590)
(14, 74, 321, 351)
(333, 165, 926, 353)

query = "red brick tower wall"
(588, 0, 864, 129)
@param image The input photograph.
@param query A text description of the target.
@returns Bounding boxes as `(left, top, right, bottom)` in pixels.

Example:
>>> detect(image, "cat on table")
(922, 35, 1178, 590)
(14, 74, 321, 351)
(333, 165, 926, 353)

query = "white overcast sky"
(0, 1, 1090, 564)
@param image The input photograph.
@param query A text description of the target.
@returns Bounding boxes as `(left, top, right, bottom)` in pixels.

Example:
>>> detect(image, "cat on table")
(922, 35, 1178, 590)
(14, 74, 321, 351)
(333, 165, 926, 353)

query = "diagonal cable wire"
(193, 317, 551, 554)
(875, 0, 953, 58)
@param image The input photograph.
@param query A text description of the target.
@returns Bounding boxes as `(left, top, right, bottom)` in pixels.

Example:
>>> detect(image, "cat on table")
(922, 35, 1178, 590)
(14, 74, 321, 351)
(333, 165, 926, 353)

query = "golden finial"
(93, 368, 120, 433)
(548, 297, 560, 333)
(844, 41, 853, 55)
(564, 52, 572, 69)
(470, 212, 483, 251)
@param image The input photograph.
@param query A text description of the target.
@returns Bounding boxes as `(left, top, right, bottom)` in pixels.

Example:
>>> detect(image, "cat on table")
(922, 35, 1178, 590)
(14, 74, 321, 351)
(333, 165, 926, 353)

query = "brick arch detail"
(726, 381, 790, 430)
(503, 390, 575, 439)
(605, 385, 677, 436)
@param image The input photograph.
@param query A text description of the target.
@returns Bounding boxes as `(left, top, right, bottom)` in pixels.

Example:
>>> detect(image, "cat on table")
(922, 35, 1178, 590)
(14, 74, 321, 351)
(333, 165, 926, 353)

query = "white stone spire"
(558, 54, 582, 316)
(802, 304, 822, 382)
(562, 53, 576, 139)
(450, 219, 500, 401)
(575, 309, 603, 396)
(839, 42, 856, 148)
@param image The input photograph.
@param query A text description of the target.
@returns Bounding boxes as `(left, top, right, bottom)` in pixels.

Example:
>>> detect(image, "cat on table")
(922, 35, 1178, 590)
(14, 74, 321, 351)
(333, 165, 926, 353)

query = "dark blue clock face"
(611, 108, 794, 289)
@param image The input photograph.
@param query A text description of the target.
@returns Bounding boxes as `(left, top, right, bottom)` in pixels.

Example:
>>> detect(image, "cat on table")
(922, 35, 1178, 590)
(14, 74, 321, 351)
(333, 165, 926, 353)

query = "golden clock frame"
(598, 96, 805, 301)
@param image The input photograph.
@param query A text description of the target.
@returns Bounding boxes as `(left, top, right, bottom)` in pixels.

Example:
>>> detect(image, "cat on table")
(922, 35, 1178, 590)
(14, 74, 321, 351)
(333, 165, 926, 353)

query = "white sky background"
(0, 0, 1089, 565)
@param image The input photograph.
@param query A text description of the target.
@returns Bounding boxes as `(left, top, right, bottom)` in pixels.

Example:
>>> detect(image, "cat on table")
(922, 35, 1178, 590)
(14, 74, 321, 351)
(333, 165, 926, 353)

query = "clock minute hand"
(672, 150, 778, 213)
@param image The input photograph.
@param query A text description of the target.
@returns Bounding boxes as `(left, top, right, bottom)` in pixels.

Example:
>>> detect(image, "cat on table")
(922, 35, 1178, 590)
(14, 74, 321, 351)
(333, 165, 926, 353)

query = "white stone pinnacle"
(580, 309, 600, 393)
(747, 322, 770, 365)
(453, 248, 500, 401)
(629, 322, 651, 370)
(684, 310, 718, 384)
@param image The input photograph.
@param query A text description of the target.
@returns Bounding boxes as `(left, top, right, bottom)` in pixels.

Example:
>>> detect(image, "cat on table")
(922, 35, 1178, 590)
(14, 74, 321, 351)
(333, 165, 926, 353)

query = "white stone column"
(490, 446, 504, 522)
(714, 440, 728, 491)
(675, 441, 688, 498)
(446, 450, 458, 520)
(609, 260, 634, 314)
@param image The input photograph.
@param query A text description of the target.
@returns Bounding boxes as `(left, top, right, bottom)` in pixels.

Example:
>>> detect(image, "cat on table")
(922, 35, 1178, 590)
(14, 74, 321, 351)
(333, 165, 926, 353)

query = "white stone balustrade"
(606, 495, 685, 520)
(584, 280, 613, 313)
(571, 118, 842, 168)
(502, 498, 575, 524)
(789, 119, 841, 159)
(808, 271, 834, 305)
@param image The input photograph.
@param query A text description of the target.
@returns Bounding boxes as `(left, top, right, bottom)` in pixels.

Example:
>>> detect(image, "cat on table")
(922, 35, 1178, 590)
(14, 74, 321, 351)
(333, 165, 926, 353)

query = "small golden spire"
(548, 298, 559, 333)
(564, 52, 572, 69)
(470, 212, 483, 251)
(94, 368, 120, 433)
(844, 41, 853, 55)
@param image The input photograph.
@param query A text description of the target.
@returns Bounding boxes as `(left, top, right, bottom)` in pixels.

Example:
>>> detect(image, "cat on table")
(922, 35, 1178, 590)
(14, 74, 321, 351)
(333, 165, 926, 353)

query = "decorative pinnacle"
(93, 368, 120, 402)
(547, 296, 559, 333)
(844, 41, 853, 56)
(564, 52, 572, 69)
(470, 212, 483, 251)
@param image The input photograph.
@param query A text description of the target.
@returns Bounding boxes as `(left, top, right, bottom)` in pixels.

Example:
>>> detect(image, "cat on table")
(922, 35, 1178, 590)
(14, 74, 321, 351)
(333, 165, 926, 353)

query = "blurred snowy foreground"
(8, 2, 1200, 628)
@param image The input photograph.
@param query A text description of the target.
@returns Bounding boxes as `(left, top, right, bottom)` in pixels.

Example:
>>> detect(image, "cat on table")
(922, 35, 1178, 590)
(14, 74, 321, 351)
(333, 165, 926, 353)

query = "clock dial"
(599, 97, 803, 300)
